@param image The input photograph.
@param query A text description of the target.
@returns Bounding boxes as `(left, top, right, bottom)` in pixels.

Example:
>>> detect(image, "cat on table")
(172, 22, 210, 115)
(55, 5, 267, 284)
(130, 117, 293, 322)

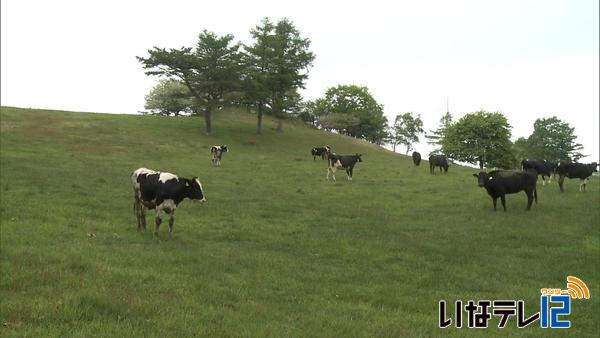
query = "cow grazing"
(429, 155, 449, 174)
(473, 170, 538, 211)
(327, 153, 362, 181)
(556, 162, 598, 192)
(311, 145, 331, 160)
(521, 159, 555, 186)
(210, 145, 228, 166)
(131, 168, 206, 237)
(412, 151, 421, 166)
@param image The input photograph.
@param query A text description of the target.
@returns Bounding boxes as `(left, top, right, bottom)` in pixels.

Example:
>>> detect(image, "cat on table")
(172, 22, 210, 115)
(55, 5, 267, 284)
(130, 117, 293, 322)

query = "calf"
(210, 145, 228, 166)
(429, 155, 449, 174)
(556, 162, 598, 192)
(473, 170, 538, 211)
(131, 168, 206, 237)
(412, 151, 421, 166)
(327, 153, 362, 181)
(311, 145, 331, 160)
(521, 159, 554, 186)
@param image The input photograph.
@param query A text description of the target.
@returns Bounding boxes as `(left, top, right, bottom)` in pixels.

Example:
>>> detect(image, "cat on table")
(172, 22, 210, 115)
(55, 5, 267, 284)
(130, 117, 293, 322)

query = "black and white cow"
(311, 145, 331, 160)
(521, 159, 555, 186)
(210, 145, 228, 166)
(556, 162, 598, 192)
(327, 153, 362, 181)
(412, 151, 421, 166)
(429, 155, 449, 174)
(131, 168, 206, 237)
(473, 170, 538, 211)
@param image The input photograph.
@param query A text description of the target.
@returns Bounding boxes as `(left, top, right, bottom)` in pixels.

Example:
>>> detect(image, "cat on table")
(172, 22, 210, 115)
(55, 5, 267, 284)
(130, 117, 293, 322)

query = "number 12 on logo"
(540, 295, 570, 328)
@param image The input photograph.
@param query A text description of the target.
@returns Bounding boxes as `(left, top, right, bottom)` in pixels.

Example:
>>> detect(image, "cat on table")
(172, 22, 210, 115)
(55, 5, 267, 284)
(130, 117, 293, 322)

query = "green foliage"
(294, 100, 318, 127)
(1, 107, 598, 337)
(137, 30, 244, 134)
(318, 113, 360, 134)
(513, 137, 528, 163)
(244, 18, 315, 132)
(442, 111, 515, 169)
(315, 85, 388, 144)
(144, 79, 193, 116)
(525, 116, 584, 162)
(425, 111, 453, 154)
(389, 112, 424, 154)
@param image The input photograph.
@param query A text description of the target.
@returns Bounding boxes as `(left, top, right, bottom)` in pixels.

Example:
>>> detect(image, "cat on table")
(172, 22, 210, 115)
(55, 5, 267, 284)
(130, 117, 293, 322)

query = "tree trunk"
(276, 117, 283, 132)
(257, 103, 263, 135)
(392, 143, 397, 153)
(204, 107, 212, 135)
(479, 158, 484, 169)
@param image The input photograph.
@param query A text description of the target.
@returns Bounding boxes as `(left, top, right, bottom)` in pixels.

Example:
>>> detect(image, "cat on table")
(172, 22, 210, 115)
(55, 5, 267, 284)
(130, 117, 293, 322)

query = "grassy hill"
(1, 106, 598, 337)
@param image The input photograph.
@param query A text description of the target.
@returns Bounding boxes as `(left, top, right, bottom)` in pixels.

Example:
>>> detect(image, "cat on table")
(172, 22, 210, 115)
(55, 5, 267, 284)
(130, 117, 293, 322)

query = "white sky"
(1, 0, 598, 161)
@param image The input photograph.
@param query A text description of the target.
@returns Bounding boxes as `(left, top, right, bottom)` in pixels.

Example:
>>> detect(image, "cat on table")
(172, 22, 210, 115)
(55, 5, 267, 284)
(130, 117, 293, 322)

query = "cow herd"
(131, 144, 598, 236)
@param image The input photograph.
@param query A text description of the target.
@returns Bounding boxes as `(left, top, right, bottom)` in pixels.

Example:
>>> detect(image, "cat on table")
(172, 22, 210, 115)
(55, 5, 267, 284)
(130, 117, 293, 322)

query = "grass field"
(1, 106, 598, 337)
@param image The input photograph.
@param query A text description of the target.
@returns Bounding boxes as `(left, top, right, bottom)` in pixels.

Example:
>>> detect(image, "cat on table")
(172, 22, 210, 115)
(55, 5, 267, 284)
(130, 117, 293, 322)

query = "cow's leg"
(558, 175, 565, 192)
(326, 167, 331, 180)
(541, 176, 546, 186)
(331, 167, 337, 182)
(349, 167, 353, 180)
(168, 210, 175, 238)
(154, 210, 162, 236)
(492, 197, 498, 211)
(140, 205, 147, 231)
(430, 165, 434, 175)
(133, 190, 144, 230)
(133, 193, 141, 230)
(135, 203, 142, 230)
(525, 190, 534, 210)
(500, 195, 507, 212)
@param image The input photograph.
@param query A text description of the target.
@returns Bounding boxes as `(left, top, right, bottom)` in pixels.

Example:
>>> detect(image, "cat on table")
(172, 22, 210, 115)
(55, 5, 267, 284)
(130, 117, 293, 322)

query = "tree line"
(138, 18, 314, 135)
(138, 18, 585, 168)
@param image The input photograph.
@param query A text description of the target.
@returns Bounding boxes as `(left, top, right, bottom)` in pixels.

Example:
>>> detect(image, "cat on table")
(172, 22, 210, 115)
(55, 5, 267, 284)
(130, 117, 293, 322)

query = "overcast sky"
(2, 0, 598, 161)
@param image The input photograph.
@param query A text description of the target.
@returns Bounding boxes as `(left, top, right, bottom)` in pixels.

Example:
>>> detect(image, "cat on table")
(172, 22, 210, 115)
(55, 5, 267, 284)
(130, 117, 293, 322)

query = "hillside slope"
(1, 106, 598, 336)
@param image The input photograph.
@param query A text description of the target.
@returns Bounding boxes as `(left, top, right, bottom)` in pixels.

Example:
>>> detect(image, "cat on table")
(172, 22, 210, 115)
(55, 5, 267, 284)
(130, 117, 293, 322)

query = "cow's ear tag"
(489, 177, 493, 180)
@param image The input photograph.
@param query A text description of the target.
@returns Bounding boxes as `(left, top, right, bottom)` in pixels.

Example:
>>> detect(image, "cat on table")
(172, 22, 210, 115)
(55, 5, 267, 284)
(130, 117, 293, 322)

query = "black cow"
(556, 162, 598, 192)
(412, 151, 421, 166)
(429, 155, 449, 174)
(311, 145, 331, 160)
(131, 168, 206, 237)
(327, 153, 362, 181)
(210, 145, 228, 166)
(521, 159, 555, 186)
(473, 170, 538, 211)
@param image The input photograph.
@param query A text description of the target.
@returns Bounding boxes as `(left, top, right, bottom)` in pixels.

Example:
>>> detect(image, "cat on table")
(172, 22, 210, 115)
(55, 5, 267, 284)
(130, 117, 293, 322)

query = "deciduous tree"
(442, 111, 514, 169)
(144, 79, 193, 116)
(390, 112, 424, 153)
(315, 85, 388, 144)
(526, 116, 584, 162)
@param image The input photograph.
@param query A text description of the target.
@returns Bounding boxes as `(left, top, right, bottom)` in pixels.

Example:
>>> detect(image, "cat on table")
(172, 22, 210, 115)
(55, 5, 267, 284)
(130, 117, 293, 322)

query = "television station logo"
(439, 276, 590, 329)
